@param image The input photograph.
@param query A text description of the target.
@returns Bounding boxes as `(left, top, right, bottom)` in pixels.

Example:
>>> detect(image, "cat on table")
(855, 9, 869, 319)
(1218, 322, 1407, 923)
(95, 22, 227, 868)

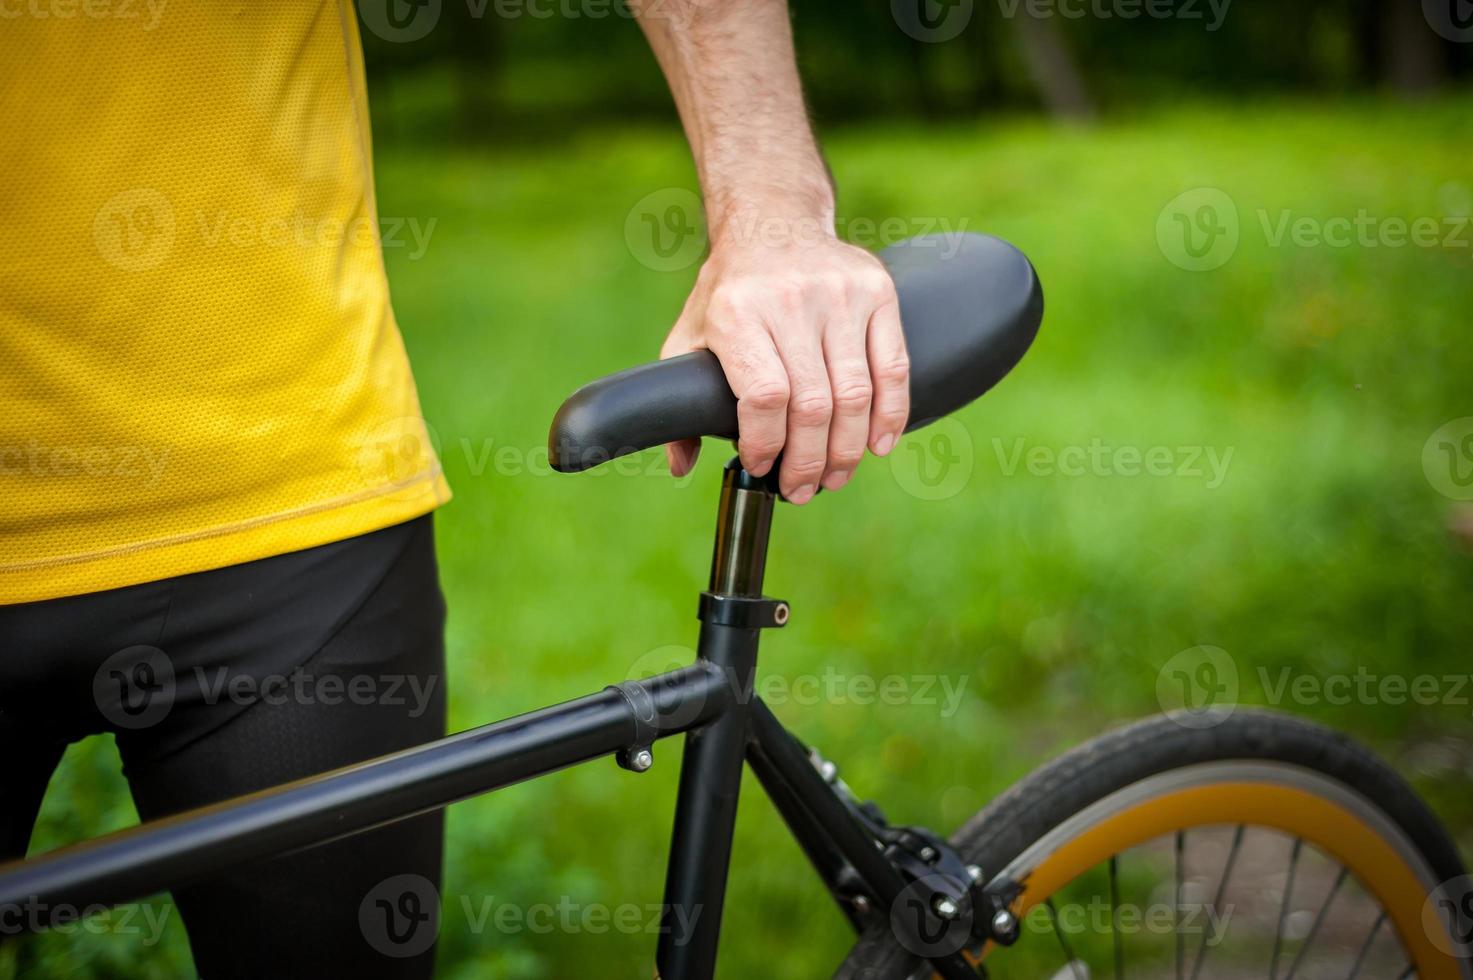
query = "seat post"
(656, 459, 781, 980)
(707, 458, 777, 597)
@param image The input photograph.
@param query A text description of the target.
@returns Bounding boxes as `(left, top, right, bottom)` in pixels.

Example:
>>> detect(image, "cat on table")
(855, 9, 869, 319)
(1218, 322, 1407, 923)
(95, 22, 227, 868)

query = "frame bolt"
(918, 845, 938, 862)
(631, 748, 654, 771)
(932, 896, 960, 920)
(818, 760, 838, 782)
(991, 908, 1019, 941)
(851, 895, 871, 914)
(966, 864, 984, 883)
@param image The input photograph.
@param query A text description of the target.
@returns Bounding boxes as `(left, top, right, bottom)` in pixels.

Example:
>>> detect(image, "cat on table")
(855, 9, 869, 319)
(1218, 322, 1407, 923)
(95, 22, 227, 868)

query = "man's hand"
(660, 228, 908, 503)
(633, 0, 910, 502)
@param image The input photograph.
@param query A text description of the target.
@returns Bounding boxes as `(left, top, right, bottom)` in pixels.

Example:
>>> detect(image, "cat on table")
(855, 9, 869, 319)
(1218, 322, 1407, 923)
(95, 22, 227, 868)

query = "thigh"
(119, 516, 448, 980)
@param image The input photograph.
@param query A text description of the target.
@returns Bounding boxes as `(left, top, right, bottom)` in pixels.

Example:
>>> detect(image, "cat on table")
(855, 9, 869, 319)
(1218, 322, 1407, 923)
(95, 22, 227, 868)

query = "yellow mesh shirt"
(0, 2, 450, 604)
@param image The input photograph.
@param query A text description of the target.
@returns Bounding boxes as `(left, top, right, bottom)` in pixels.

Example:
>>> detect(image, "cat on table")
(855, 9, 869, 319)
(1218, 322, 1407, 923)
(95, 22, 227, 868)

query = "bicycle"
(0, 234, 1468, 979)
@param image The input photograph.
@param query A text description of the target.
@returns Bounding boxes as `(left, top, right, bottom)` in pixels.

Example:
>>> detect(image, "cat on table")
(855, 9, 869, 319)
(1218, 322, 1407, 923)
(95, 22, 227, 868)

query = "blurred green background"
(8, 2, 1473, 977)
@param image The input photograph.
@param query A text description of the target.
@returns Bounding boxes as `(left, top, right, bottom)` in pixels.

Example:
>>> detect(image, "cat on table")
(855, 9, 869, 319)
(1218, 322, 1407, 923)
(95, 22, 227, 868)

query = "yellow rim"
(978, 780, 1459, 978)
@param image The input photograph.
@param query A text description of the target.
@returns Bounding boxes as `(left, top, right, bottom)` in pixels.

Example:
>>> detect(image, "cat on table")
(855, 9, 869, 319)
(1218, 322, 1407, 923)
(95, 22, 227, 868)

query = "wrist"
(706, 182, 837, 252)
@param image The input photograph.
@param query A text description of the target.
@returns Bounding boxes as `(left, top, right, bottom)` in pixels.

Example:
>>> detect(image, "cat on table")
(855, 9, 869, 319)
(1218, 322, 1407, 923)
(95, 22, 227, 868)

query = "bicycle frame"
(0, 461, 984, 980)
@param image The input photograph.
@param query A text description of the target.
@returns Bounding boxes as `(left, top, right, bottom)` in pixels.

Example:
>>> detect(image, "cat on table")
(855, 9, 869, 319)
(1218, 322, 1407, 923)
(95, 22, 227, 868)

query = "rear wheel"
(835, 710, 1471, 979)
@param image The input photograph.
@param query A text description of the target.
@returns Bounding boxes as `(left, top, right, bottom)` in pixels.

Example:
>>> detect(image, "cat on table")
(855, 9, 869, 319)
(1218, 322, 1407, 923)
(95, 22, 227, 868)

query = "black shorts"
(0, 515, 446, 979)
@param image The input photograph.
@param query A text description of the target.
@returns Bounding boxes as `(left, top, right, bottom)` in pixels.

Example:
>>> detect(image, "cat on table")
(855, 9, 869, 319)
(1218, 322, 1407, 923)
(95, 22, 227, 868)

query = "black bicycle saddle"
(548, 232, 1043, 473)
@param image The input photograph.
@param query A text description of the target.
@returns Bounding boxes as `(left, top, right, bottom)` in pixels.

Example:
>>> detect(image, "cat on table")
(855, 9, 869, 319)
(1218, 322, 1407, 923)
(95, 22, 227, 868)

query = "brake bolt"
(991, 908, 1019, 941)
(932, 896, 960, 920)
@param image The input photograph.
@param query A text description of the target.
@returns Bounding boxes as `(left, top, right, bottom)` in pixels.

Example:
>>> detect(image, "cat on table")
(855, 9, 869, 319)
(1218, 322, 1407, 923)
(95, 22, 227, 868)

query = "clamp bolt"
(933, 896, 960, 920)
(991, 908, 1019, 941)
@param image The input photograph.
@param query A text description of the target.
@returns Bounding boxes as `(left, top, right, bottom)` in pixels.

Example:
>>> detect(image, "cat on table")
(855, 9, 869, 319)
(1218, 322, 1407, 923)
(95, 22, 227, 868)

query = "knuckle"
(785, 455, 826, 481)
(789, 390, 834, 426)
(872, 353, 911, 385)
(830, 445, 866, 469)
(831, 375, 873, 413)
(741, 379, 790, 413)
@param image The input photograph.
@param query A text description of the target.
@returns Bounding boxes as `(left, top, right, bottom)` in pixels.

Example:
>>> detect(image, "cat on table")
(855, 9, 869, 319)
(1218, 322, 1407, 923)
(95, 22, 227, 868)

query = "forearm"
(632, 0, 834, 243)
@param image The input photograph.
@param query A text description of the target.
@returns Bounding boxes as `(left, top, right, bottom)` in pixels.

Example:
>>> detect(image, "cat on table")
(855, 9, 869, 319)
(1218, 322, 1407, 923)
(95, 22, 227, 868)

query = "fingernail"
(789, 484, 816, 505)
(875, 432, 897, 456)
(822, 470, 852, 491)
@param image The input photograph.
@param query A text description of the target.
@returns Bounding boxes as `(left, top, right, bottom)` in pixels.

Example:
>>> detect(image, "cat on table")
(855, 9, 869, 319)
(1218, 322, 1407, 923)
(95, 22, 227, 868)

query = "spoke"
(1109, 854, 1123, 980)
(1343, 911, 1383, 980)
(1269, 837, 1303, 980)
(1188, 823, 1244, 980)
(1283, 865, 1347, 980)
(1044, 898, 1085, 980)
(1175, 829, 1186, 980)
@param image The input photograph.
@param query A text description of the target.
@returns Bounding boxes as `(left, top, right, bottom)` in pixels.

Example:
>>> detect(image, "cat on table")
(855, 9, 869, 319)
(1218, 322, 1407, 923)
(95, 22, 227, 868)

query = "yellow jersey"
(0, 2, 449, 604)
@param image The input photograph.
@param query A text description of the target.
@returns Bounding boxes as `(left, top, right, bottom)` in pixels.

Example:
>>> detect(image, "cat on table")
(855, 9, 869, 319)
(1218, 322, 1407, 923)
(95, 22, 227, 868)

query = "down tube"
(654, 620, 758, 980)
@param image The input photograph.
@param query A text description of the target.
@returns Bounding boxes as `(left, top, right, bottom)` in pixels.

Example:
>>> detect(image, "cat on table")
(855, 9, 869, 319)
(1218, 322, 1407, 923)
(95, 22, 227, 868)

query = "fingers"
(707, 316, 790, 479)
(865, 291, 910, 457)
(666, 438, 701, 478)
(772, 320, 832, 504)
(820, 311, 873, 492)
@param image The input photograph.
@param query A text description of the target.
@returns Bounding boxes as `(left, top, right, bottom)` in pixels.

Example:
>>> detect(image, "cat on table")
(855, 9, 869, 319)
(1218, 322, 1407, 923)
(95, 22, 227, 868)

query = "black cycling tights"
(0, 516, 446, 978)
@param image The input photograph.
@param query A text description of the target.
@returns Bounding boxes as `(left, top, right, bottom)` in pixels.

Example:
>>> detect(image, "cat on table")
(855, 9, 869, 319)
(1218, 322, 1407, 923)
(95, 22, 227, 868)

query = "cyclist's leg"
(0, 578, 174, 862)
(116, 515, 448, 980)
(0, 735, 65, 861)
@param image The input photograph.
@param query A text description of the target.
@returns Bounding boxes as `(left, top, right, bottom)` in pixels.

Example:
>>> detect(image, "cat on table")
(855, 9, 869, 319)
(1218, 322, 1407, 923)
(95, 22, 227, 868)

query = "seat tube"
(655, 460, 776, 980)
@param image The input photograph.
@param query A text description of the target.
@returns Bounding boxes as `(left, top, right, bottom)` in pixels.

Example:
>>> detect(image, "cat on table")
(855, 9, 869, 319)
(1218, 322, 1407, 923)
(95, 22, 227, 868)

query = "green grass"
(12, 94, 1473, 979)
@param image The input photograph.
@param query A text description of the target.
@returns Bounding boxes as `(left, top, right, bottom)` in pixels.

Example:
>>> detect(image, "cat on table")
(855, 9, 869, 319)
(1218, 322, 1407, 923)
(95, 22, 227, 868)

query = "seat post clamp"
(697, 592, 790, 630)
